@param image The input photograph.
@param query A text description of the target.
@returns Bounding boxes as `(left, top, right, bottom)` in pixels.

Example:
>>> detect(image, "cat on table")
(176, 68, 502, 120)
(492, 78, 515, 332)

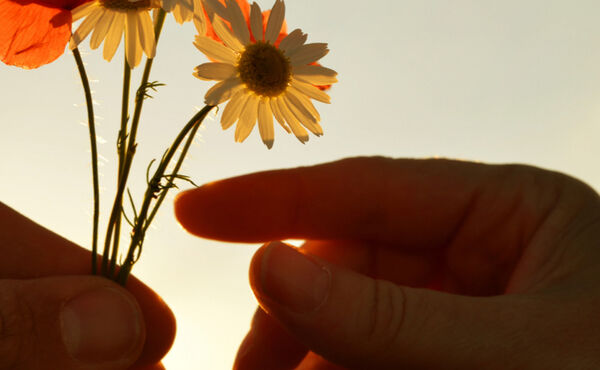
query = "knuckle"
(359, 279, 406, 355)
(0, 281, 35, 370)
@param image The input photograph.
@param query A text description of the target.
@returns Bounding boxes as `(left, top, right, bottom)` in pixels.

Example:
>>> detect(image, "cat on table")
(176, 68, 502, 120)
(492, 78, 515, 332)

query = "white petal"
(71, 2, 98, 22)
(288, 86, 320, 121)
(269, 97, 291, 133)
(289, 43, 329, 66)
(225, 0, 250, 45)
(221, 89, 250, 129)
(258, 97, 274, 148)
(194, 62, 236, 80)
(70, 9, 103, 49)
(90, 9, 114, 50)
(278, 96, 308, 143)
(284, 93, 322, 136)
(293, 64, 338, 85)
(193, 0, 207, 34)
(138, 11, 156, 58)
(212, 17, 244, 52)
(291, 78, 331, 104)
(203, 0, 228, 20)
(125, 12, 143, 67)
(162, 0, 175, 11)
(103, 13, 124, 61)
(264, 0, 284, 44)
(249, 2, 263, 42)
(235, 94, 259, 142)
(278, 28, 306, 55)
(205, 77, 243, 105)
(194, 35, 237, 64)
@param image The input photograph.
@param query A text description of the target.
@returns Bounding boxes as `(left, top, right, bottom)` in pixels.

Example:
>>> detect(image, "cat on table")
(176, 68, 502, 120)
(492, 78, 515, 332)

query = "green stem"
(72, 47, 100, 275)
(109, 58, 132, 277)
(102, 9, 167, 277)
(117, 105, 215, 285)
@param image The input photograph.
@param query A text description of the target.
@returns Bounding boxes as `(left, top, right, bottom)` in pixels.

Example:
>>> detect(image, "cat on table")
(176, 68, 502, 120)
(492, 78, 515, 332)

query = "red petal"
(0, 0, 73, 69)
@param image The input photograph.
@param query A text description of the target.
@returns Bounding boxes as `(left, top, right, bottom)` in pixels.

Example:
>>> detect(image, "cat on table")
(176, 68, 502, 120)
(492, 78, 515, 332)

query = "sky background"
(2, 0, 600, 368)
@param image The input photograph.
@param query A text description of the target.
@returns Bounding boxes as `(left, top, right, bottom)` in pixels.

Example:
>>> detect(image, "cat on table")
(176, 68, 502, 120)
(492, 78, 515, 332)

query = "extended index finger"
(175, 156, 566, 250)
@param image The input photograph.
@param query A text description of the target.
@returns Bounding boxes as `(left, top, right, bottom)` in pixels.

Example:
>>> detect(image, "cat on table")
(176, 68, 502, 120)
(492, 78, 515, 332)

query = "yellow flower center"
(100, 0, 151, 10)
(237, 42, 291, 97)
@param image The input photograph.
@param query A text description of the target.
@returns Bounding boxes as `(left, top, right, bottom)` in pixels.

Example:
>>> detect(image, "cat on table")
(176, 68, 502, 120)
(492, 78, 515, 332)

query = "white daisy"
(193, 0, 337, 148)
(69, 0, 158, 67)
(162, 0, 206, 27)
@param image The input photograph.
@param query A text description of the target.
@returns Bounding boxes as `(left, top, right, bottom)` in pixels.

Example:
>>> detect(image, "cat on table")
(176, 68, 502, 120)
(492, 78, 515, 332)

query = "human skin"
(174, 156, 600, 369)
(0, 202, 175, 370)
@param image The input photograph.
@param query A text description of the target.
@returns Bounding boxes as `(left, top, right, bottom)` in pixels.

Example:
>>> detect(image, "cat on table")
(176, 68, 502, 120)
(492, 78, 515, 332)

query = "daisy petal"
(90, 10, 115, 50)
(193, 0, 207, 34)
(278, 96, 308, 143)
(103, 13, 124, 61)
(291, 78, 331, 104)
(293, 64, 338, 85)
(125, 12, 143, 67)
(225, 0, 250, 45)
(250, 2, 263, 42)
(284, 93, 322, 136)
(194, 35, 238, 64)
(289, 43, 329, 66)
(70, 9, 104, 49)
(264, 0, 284, 44)
(258, 97, 274, 148)
(269, 97, 291, 133)
(235, 94, 259, 142)
(278, 28, 306, 55)
(203, 0, 228, 20)
(222, 89, 250, 129)
(205, 77, 243, 105)
(212, 17, 244, 52)
(138, 11, 156, 58)
(289, 86, 321, 121)
(194, 62, 236, 80)
(72, 2, 98, 22)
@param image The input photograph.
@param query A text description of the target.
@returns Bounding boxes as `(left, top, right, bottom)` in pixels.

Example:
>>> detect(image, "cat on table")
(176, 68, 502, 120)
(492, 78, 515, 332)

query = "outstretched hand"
(0, 202, 176, 370)
(175, 156, 600, 369)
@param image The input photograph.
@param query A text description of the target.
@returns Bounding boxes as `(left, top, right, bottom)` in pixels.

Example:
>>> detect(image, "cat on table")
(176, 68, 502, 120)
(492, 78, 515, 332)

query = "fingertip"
(126, 277, 177, 366)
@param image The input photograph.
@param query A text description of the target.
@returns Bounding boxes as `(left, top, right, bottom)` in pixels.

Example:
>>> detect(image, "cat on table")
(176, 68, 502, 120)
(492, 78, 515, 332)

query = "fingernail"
(255, 241, 331, 313)
(61, 287, 143, 363)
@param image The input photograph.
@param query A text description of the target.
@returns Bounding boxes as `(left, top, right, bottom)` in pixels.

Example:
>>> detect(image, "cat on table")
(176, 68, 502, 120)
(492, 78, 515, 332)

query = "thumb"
(249, 241, 531, 369)
(0, 275, 145, 370)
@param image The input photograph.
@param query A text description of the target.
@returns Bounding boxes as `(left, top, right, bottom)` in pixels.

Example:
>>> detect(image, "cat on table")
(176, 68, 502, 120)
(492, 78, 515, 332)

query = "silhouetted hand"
(0, 202, 175, 370)
(175, 156, 600, 369)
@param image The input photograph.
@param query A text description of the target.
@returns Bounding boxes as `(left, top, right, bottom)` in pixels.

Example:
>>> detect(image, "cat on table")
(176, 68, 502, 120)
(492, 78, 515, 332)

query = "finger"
(248, 241, 539, 369)
(234, 308, 307, 370)
(0, 202, 176, 366)
(299, 240, 442, 290)
(174, 157, 563, 249)
(295, 352, 347, 370)
(0, 275, 145, 369)
(131, 362, 165, 370)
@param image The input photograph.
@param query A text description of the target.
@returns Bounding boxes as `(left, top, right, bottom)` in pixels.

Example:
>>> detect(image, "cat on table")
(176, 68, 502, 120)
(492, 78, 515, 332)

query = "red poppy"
(0, 0, 89, 69)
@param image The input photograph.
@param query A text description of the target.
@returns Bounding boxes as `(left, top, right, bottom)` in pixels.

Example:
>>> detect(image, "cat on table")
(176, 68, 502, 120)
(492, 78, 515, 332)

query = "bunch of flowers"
(1, 0, 337, 284)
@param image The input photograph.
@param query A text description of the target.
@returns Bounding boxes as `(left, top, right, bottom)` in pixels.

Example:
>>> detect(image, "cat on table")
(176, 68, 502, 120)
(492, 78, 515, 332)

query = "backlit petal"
(278, 28, 306, 55)
(235, 94, 259, 142)
(293, 64, 338, 85)
(194, 35, 237, 64)
(249, 2, 263, 42)
(138, 10, 156, 58)
(264, 0, 284, 44)
(291, 78, 331, 104)
(70, 8, 104, 49)
(90, 9, 115, 50)
(103, 12, 124, 61)
(277, 96, 308, 143)
(194, 62, 236, 80)
(225, 0, 249, 45)
(258, 97, 274, 148)
(269, 97, 291, 133)
(221, 89, 250, 129)
(289, 42, 329, 66)
(205, 77, 243, 105)
(212, 17, 244, 52)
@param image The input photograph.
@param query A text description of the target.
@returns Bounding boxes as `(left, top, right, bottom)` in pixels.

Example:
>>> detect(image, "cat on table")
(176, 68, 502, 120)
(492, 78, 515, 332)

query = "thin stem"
(102, 9, 167, 277)
(72, 47, 100, 275)
(109, 58, 132, 277)
(117, 105, 215, 285)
